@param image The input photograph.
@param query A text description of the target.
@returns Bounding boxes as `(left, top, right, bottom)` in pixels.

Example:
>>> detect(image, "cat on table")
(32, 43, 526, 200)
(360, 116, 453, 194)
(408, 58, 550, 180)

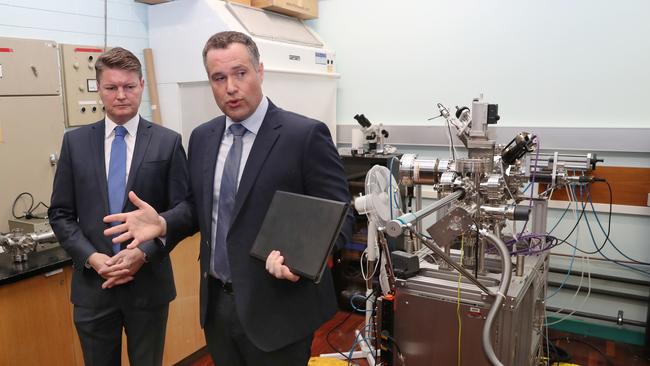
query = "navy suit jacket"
(49, 118, 190, 308)
(162, 100, 354, 351)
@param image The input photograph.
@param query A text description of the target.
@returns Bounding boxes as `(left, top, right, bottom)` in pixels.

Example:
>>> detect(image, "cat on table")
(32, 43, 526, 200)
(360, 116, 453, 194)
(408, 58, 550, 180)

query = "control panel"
(60, 44, 105, 127)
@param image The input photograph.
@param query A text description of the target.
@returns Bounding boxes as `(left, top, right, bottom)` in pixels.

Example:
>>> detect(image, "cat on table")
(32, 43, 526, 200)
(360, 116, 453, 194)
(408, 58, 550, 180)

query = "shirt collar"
(105, 114, 140, 139)
(225, 96, 268, 136)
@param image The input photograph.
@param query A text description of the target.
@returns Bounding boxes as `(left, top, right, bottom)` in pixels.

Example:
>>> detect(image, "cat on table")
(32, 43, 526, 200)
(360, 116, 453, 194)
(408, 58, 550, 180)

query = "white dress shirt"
(104, 114, 140, 179)
(209, 96, 269, 277)
(87, 115, 140, 265)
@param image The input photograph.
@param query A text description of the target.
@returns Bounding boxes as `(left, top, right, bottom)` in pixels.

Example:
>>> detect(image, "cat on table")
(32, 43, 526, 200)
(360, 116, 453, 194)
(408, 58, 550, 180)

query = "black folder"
(250, 191, 349, 283)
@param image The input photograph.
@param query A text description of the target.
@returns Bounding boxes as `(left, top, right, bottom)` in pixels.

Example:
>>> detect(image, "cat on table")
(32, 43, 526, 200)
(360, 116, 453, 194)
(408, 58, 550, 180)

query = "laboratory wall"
(0, 0, 153, 120)
(308, 1, 649, 333)
(308, 0, 650, 128)
(1, 0, 647, 345)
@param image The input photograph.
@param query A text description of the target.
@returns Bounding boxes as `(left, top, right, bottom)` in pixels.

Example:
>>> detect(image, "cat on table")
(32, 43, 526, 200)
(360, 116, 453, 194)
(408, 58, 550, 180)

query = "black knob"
(513, 205, 531, 221)
(589, 154, 604, 170)
(455, 106, 469, 119)
(487, 104, 500, 124)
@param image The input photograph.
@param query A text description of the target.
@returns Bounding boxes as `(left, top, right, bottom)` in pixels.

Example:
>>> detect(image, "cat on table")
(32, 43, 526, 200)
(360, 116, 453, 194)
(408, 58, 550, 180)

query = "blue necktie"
(108, 125, 127, 254)
(213, 123, 247, 282)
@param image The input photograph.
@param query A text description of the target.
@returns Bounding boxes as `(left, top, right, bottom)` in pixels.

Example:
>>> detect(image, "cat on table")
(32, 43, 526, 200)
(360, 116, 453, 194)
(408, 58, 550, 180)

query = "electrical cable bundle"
(11, 192, 49, 220)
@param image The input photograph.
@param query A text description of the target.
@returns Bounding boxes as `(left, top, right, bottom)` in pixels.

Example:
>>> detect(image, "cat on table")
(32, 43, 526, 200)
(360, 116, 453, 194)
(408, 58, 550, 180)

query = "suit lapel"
(90, 121, 110, 215)
(123, 118, 152, 209)
(203, 118, 226, 236)
(231, 105, 281, 222)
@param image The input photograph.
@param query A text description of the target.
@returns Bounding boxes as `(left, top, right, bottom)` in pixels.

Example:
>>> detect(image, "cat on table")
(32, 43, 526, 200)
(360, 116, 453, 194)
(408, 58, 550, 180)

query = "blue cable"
(545, 186, 581, 300)
(587, 194, 650, 266)
(347, 323, 375, 363)
(583, 198, 650, 276)
(350, 293, 373, 313)
(548, 201, 573, 234)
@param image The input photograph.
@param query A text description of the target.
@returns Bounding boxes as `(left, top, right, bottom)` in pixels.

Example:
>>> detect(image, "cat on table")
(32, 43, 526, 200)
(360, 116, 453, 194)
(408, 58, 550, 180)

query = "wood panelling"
(121, 234, 206, 365)
(542, 166, 650, 207)
(1, 235, 204, 365)
(163, 234, 206, 364)
(0, 268, 78, 366)
(64, 266, 86, 366)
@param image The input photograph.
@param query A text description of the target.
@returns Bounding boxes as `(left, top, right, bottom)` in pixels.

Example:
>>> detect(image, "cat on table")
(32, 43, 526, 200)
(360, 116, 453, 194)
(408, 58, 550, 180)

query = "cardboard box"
(252, 0, 317, 20)
(228, 0, 252, 5)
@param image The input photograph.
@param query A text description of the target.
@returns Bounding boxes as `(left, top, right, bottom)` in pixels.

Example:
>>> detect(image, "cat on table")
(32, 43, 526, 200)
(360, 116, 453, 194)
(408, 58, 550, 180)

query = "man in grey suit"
(49, 47, 190, 366)
(104, 32, 354, 365)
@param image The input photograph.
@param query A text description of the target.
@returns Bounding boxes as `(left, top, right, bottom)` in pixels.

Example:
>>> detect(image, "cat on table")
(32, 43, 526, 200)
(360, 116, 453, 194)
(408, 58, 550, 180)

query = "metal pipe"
(413, 230, 493, 295)
(480, 230, 512, 366)
(30, 230, 56, 243)
(385, 190, 463, 237)
(516, 255, 525, 277)
(548, 265, 650, 286)
(546, 280, 647, 301)
(414, 184, 422, 251)
(646, 290, 650, 351)
(545, 307, 646, 328)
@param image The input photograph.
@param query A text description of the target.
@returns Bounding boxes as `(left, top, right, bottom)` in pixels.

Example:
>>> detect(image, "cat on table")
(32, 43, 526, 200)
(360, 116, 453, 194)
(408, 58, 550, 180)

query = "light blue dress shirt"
(209, 96, 269, 278)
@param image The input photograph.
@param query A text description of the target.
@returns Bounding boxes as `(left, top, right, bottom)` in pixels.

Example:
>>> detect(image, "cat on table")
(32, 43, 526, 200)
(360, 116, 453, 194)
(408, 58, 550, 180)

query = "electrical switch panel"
(60, 44, 106, 127)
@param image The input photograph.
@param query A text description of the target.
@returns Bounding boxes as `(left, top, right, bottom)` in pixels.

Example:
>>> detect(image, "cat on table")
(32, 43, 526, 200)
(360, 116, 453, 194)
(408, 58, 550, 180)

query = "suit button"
(203, 272, 207, 279)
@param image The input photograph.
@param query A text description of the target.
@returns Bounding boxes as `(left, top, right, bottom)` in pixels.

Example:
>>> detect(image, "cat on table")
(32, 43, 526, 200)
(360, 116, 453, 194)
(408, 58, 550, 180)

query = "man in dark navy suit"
(49, 47, 189, 366)
(104, 32, 353, 365)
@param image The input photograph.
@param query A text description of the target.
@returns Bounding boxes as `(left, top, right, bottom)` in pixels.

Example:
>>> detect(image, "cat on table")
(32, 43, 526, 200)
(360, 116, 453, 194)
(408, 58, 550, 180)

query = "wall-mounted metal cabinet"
(0, 37, 60, 96)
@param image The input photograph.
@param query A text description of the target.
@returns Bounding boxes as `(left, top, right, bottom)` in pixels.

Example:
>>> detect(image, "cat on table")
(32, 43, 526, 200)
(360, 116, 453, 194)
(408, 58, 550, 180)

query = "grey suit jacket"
(49, 118, 190, 308)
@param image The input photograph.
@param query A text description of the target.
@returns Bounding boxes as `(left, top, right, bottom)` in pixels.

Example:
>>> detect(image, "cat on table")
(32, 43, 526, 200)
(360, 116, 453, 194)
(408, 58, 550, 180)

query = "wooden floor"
(189, 311, 650, 366)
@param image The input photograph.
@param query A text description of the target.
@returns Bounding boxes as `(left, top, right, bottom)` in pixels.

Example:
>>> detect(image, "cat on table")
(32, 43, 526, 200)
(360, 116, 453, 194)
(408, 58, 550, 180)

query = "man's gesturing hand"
(103, 191, 166, 249)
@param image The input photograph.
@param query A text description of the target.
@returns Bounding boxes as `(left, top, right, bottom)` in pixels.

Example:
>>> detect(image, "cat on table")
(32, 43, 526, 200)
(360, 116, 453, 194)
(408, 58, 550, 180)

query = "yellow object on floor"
(541, 356, 581, 366)
(308, 356, 349, 365)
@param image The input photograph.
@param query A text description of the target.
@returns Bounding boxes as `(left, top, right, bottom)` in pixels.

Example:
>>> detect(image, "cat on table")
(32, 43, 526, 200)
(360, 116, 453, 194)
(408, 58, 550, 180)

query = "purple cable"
(517, 135, 540, 238)
(486, 233, 557, 255)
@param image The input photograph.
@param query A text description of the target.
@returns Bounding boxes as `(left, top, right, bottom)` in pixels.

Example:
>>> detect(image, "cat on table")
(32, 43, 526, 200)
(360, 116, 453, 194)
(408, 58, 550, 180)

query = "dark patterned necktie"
(213, 123, 247, 281)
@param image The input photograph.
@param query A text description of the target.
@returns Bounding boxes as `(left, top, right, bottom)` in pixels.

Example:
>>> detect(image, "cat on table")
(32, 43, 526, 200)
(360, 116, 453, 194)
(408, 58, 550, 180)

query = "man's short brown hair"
(202, 31, 260, 70)
(95, 47, 143, 81)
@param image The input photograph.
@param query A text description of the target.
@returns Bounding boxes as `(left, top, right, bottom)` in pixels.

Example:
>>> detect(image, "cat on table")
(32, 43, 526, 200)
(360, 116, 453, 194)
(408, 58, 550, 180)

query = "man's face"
(205, 43, 264, 122)
(98, 68, 144, 125)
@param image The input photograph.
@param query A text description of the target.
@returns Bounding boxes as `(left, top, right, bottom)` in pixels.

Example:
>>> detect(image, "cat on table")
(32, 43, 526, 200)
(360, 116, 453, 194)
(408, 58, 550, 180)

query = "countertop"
(0, 245, 71, 286)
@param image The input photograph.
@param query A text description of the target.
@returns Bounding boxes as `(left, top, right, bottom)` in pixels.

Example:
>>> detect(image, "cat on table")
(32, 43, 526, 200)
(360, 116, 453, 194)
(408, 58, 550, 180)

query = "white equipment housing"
(148, 0, 339, 145)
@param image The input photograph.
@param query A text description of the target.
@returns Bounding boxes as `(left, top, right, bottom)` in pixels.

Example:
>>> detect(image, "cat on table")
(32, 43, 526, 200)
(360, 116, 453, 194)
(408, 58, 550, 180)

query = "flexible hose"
(480, 230, 512, 366)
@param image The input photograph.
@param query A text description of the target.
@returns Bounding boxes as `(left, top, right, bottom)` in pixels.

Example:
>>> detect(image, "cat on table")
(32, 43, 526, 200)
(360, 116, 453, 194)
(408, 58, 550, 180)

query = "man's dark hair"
(95, 47, 143, 81)
(202, 31, 260, 70)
